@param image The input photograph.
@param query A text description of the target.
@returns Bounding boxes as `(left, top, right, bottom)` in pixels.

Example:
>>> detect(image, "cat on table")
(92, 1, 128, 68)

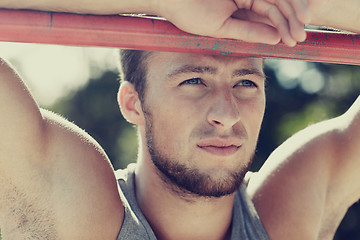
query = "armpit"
(0, 179, 57, 239)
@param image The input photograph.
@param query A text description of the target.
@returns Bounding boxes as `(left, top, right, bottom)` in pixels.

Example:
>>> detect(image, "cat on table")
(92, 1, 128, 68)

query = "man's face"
(141, 52, 266, 198)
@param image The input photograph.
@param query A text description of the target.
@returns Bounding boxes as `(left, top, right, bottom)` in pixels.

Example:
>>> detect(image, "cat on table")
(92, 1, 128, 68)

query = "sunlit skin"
(121, 52, 266, 239)
(1, 0, 360, 239)
(141, 52, 265, 193)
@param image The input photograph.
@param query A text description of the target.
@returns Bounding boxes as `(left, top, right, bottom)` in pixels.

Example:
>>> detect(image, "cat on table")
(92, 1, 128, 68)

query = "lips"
(197, 138, 242, 157)
(198, 145, 240, 156)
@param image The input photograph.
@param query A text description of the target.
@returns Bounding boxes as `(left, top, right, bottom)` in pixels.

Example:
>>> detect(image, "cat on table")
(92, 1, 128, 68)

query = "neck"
(135, 160, 235, 240)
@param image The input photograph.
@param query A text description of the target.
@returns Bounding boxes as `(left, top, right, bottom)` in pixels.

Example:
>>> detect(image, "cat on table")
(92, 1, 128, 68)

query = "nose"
(207, 89, 240, 129)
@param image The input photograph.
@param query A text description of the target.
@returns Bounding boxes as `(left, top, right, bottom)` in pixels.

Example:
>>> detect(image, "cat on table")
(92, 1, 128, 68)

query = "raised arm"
(0, 59, 45, 169)
(329, 96, 360, 205)
(0, 0, 155, 15)
(0, 58, 123, 238)
(2, 0, 359, 47)
(0, 0, 313, 46)
(248, 96, 360, 239)
(310, 0, 360, 33)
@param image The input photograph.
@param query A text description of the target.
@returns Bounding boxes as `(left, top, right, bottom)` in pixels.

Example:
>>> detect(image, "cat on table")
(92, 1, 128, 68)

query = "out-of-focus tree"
(50, 70, 138, 170)
(47, 59, 359, 239)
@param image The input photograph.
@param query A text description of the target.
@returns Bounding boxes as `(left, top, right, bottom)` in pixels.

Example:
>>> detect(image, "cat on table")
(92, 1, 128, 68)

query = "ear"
(118, 82, 145, 126)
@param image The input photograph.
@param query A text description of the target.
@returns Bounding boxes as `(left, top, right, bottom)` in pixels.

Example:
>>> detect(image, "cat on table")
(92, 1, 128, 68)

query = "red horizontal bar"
(0, 9, 359, 65)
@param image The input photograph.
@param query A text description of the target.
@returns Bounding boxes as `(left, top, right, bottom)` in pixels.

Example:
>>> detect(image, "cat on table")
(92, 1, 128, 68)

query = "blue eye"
(180, 78, 204, 86)
(235, 80, 257, 88)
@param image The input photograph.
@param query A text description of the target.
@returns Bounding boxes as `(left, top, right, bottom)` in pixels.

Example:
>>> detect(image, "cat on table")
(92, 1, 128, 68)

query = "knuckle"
(235, 0, 255, 9)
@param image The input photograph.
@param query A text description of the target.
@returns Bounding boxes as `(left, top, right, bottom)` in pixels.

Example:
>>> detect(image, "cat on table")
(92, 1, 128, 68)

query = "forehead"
(145, 52, 264, 78)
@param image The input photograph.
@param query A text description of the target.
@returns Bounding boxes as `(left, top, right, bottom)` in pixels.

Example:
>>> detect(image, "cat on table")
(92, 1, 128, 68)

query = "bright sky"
(0, 42, 118, 106)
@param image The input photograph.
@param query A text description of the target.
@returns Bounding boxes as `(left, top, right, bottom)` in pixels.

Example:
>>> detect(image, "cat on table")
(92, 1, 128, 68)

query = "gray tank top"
(115, 164, 269, 240)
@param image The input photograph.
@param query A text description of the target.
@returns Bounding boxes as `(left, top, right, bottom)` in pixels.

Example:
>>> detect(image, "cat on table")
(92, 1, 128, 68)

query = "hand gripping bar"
(0, 9, 359, 65)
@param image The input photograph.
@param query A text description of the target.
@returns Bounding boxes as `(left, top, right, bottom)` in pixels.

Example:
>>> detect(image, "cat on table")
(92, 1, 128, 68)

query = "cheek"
(240, 96, 265, 136)
(148, 104, 190, 150)
(154, 92, 201, 125)
(143, 83, 202, 153)
(150, 97, 205, 156)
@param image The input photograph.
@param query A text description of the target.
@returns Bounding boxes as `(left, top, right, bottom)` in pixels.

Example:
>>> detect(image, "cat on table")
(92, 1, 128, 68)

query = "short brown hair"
(118, 49, 152, 102)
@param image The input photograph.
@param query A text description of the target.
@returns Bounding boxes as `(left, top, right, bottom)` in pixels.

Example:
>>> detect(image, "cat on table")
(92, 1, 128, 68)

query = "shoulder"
(246, 112, 359, 239)
(1, 109, 125, 239)
(43, 109, 125, 239)
(245, 120, 337, 239)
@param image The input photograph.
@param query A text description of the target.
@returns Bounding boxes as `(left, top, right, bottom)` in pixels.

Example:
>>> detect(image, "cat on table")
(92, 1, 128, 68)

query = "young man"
(0, 0, 359, 239)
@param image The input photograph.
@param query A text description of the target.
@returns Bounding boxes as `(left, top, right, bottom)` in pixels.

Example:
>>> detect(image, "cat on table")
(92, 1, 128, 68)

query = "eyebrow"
(167, 65, 265, 79)
(232, 68, 265, 79)
(167, 65, 217, 78)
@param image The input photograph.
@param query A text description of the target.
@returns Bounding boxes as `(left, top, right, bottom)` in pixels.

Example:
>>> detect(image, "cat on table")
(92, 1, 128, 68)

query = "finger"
(234, 0, 255, 9)
(252, 1, 297, 46)
(264, 0, 311, 23)
(288, 15, 307, 42)
(276, 0, 306, 41)
(288, 0, 311, 23)
(215, 18, 281, 44)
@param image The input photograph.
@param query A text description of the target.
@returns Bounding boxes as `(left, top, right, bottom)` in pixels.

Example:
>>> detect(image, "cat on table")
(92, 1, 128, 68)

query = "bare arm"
(310, 0, 360, 33)
(248, 96, 360, 239)
(0, 59, 123, 239)
(0, 0, 156, 15)
(0, 59, 45, 170)
(0, 0, 312, 46)
(1, 0, 360, 47)
(328, 96, 360, 206)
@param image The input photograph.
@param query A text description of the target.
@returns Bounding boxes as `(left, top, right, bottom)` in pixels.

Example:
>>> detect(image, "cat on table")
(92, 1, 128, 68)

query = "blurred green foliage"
(50, 71, 138, 170)
(44, 59, 360, 239)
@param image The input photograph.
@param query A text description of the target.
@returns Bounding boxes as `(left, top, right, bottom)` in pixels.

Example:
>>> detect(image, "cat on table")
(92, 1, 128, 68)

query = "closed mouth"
(197, 144, 240, 156)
